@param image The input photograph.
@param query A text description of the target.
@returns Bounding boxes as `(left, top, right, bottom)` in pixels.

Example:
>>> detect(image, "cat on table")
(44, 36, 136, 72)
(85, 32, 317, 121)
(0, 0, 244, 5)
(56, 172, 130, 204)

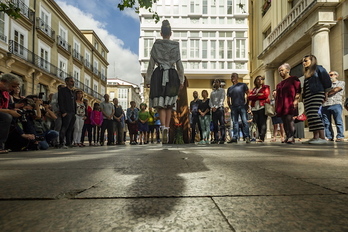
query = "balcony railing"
(84, 59, 91, 69)
(73, 49, 84, 62)
(11, 0, 34, 22)
(101, 73, 106, 82)
(36, 17, 55, 40)
(263, 0, 316, 50)
(8, 40, 103, 99)
(57, 35, 71, 53)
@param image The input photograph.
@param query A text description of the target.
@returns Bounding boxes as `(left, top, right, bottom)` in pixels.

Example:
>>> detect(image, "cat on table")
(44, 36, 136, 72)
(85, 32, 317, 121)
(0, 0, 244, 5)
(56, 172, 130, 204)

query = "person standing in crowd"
(73, 90, 86, 147)
(50, 84, 65, 133)
(227, 73, 250, 143)
(81, 98, 93, 146)
(190, 91, 202, 143)
(90, 103, 103, 146)
(248, 75, 270, 142)
(100, 94, 115, 146)
(294, 101, 305, 142)
(321, 71, 345, 142)
(270, 90, 285, 142)
(198, 90, 211, 144)
(145, 20, 184, 144)
(224, 107, 232, 142)
(58, 77, 76, 148)
(209, 79, 225, 144)
(0, 73, 21, 153)
(148, 107, 160, 144)
(126, 101, 139, 145)
(275, 63, 301, 144)
(302, 55, 332, 144)
(113, 98, 124, 145)
(137, 103, 149, 145)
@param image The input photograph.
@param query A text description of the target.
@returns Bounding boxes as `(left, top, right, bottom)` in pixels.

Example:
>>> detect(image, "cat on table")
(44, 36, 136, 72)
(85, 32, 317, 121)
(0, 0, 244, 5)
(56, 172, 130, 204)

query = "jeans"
(212, 108, 225, 141)
(231, 105, 250, 139)
(199, 114, 211, 141)
(38, 130, 59, 150)
(0, 112, 12, 149)
(81, 124, 93, 144)
(321, 104, 344, 139)
(73, 115, 84, 144)
(113, 120, 123, 144)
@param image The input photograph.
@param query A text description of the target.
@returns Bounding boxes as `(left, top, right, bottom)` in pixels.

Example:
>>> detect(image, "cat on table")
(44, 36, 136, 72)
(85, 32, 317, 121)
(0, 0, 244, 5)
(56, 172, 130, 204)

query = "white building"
(139, 0, 249, 98)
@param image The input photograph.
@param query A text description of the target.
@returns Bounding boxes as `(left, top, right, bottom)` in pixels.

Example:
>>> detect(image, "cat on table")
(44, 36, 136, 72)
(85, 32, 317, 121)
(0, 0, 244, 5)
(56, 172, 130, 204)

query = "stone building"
(0, 0, 108, 106)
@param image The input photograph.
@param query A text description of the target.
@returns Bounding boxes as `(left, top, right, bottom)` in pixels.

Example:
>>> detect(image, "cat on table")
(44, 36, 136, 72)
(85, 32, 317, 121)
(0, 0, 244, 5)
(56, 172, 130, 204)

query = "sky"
(56, 0, 142, 85)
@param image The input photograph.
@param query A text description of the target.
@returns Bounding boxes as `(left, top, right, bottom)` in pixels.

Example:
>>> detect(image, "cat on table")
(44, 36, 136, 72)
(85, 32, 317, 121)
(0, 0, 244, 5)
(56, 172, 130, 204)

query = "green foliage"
(0, 2, 21, 19)
(117, 0, 160, 23)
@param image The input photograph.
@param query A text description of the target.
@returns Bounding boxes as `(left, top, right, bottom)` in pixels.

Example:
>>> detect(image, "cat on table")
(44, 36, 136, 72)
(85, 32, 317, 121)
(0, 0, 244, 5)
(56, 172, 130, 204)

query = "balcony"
(11, 0, 34, 22)
(262, 0, 317, 50)
(84, 59, 91, 70)
(36, 17, 55, 44)
(72, 49, 84, 64)
(57, 36, 71, 55)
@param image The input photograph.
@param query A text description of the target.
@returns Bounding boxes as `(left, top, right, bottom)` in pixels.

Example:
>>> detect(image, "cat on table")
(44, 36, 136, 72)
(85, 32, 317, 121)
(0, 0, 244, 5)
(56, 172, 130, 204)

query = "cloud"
(56, 1, 142, 86)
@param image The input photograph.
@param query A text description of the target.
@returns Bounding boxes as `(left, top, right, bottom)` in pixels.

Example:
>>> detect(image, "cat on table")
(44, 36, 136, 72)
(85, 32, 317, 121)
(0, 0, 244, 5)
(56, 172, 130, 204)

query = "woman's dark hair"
(93, 102, 100, 110)
(201, 89, 208, 96)
(161, 20, 171, 37)
(253, 75, 263, 87)
(303, 55, 317, 78)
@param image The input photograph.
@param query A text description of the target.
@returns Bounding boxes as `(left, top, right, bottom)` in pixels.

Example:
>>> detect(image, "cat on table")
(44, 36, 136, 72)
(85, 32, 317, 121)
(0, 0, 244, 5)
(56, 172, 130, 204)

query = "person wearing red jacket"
(248, 75, 270, 142)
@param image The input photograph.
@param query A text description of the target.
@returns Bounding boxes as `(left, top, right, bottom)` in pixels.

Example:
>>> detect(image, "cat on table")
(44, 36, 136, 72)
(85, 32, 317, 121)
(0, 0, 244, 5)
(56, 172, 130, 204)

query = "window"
(202, 62, 208, 69)
(14, 29, 25, 57)
(235, 62, 246, 69)
(110, 91, 115, 99)
(93, 60, 99, 74)
(101, 86, 106, 96)
(58, 26, 68, 50)
(73, 66, 80, 88)
(190, 31, 199, 37)
(173, 0, 179, 14)
(227, 0, 233, 14)
(227, 62, 233, 69)
(219, 0, 225, 14)
(190, 0, 200, 14)
(210, 41, 216, 59)
(39, 44, 49, 71)
(236, 0, 247, 14)
(36, 83, 48, 100)
(181, 40, 187, 59)
(0, 12, 6, 42)
(190, 39, 199, 58)
(202, 0, 208, 14)
(219, 32, 232, 37)
(144, 38, 153, 58)
(58, 55, 67, 79)
(175, 31, 187, 38)
(227, 41, 233, 59)
(118, 88, 128, 110)
(236, 31, 245, 38)
(93, 83, 98, 92)
(84, 75, 91, 88)
(101, 50, 105, 58)
(263, 27, 271, 39)
(211, 1, 216, 14)
(219, 41, 225, 59)
(85, 51, 91, 68)
(94, 41, 98, 50)
(219, 62, 224, 69)
(73, 40, 80, 59)
(236, 39, 246, 58)
(211, 62, 216, 69)
(202, 40, 208, 59)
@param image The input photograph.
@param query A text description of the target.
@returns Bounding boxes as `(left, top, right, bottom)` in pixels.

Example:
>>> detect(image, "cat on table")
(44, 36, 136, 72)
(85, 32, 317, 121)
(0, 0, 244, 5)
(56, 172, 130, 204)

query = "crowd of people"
(0, 19, 345, 153)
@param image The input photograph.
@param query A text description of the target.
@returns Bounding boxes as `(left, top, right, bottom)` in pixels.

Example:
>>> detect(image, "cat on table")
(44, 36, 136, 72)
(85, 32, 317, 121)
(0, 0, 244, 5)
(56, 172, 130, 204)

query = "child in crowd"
(138, 103, 149, 145)
(90, 103, 103, 146)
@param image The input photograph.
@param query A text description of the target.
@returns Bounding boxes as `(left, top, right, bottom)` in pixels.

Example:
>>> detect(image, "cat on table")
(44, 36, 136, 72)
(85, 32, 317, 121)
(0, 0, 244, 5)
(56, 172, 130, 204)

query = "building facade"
(0, 0, 108, 105)
(139, 0, 249, 102)
(107, 78, 141, 111)
(249, 0, 348, 135)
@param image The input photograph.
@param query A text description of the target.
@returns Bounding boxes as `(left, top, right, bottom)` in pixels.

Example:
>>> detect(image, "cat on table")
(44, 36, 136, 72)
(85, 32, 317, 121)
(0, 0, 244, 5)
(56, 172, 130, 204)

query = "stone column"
(311, 24, 331, 71)
(264, 65, 276, 91)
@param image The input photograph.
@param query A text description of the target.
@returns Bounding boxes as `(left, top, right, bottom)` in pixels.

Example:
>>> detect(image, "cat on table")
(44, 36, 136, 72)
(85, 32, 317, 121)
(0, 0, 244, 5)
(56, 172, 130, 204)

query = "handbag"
(264, 103, 275, 117)
(297, 114, 307, 121)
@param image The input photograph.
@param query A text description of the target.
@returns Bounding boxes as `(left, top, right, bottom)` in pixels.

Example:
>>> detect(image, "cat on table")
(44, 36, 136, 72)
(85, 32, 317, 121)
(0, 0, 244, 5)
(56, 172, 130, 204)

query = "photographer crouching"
(6, 95, 58, 151)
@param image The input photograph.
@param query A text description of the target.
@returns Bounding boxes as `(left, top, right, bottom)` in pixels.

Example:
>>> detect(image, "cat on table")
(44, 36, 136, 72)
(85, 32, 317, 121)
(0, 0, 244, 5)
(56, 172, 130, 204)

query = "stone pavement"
(0, 141, 348, 231)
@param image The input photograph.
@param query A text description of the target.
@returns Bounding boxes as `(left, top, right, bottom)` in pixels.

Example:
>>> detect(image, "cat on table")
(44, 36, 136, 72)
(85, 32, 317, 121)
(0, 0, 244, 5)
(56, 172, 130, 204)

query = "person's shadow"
(124, 148, 209, 218)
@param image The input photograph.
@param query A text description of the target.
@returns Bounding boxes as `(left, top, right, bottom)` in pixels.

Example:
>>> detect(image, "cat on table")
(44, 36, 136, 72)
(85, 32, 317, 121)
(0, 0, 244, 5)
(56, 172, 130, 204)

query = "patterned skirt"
(149, 67, 180, 109)
(304, 91, 325, 132)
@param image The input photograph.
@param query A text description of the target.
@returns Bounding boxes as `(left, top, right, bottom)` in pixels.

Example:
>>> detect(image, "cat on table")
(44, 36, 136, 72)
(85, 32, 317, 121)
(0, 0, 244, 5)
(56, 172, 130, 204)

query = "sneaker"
(308, 138, 328, 144)
(302, 138, 316, 144)
(218, 140, 225, 144)
(336, 138, 344, 142)
(198, 140, 205, 145)
(246, 137, 251, 144)
(58, 144, 68, 149)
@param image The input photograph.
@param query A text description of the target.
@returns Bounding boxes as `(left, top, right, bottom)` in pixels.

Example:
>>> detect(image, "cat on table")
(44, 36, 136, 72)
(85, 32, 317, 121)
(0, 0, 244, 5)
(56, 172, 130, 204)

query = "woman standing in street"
(247, 75, 270, 142)
(146, 20, 184, 144)
(73, 90, 86, 147)
(302, 55, 331, 144)
(275, 63, 301, 144)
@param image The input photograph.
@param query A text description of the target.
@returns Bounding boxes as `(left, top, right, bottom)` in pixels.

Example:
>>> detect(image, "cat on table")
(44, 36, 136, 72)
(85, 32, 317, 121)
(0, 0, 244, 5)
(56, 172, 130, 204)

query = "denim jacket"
(306, 65, 332, 94)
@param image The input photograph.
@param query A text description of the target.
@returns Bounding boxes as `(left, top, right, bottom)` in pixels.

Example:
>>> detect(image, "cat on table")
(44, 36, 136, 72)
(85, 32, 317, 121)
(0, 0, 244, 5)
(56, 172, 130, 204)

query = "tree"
(117, 0, 159, 23)
(0, 1, 21, 19)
